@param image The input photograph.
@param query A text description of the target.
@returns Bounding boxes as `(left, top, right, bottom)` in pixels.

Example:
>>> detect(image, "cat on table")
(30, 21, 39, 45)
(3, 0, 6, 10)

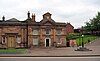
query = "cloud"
(0, 0, 100, 28)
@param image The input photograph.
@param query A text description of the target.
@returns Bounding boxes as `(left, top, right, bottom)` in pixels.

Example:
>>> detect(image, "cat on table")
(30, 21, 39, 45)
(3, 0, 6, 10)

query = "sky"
(0, 0, 100, 29)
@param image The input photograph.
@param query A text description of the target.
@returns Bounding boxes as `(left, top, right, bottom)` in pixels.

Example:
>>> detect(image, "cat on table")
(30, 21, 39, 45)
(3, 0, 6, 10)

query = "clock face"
(47, 16, 49, 19)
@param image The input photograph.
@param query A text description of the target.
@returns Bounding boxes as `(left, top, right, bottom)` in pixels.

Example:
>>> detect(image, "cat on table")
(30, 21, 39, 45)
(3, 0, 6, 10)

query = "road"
(0, 57, 100, 61)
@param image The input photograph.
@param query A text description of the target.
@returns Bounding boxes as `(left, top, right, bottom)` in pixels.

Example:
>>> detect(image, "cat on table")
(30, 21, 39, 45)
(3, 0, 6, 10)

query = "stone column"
(0, 28, 2, 43)
(53, 28, 56, 42)
(40, 28, 43, 41)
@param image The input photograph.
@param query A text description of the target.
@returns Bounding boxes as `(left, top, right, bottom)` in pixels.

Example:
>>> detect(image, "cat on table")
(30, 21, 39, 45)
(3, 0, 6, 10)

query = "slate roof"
(6, 18, 19, 22)
(0, 17, 67, 26)
(0, 18, 24, 26)
(0, 12, 68, 26)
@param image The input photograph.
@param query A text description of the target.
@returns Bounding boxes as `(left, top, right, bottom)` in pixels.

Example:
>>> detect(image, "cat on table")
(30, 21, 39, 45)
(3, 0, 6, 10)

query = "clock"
(47, 16, 50, 19)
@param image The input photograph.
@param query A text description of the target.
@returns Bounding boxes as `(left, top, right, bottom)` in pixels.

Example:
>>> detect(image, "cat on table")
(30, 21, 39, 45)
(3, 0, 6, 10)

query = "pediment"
(43, 22, 53, 25)
(40, 19, 55, 26)
(43, 21, 53, 26)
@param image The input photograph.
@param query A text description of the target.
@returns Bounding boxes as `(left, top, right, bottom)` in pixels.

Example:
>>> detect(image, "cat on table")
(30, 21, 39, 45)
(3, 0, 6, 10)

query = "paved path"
(86, 38, 100, 46)
(25, 38, 100, 56)
(0, 38, 100, 56)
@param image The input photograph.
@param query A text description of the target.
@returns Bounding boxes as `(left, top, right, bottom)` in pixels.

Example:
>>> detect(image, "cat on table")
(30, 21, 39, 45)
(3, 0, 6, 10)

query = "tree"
(84, 12, 100, 35)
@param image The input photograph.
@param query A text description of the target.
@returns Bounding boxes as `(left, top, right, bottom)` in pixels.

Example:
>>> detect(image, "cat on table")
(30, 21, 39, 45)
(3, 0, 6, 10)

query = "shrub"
(66, 33, 80, 40)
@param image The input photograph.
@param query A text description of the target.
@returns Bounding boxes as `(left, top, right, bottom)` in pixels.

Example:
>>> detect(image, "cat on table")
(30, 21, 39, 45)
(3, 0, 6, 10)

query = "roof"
(0, 18, 24, 26)
(66, 23, 74, 28)
(6, 18, 19, 22)
(56, 22, 66, 25)
(40, 19, 55, 24)
(43, 12, 52, 16)
(0, 20, 67, 26)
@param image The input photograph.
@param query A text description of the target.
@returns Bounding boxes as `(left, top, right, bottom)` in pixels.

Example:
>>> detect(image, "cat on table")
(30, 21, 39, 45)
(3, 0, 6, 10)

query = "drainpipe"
(26, 21, 28, 48)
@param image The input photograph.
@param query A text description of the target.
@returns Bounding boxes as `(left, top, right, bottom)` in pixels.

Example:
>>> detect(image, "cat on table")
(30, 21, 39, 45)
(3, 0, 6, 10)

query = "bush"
(67, 33, 98, 46)
(66, 33, 80, 40)
(76, 35, 98, 46)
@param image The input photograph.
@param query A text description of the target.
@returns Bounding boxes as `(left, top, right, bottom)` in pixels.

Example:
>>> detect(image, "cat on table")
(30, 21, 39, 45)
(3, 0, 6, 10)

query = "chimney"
(27, 11, 31, 19)
(2, 16, 5, 21)
(31, 13, 35, 22)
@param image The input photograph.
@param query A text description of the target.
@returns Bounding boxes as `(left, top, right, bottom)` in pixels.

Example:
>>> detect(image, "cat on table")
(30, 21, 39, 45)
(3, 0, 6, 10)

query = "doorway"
(7, 36, 15, 48)
(46, 39, 49, 47)
(45, 38, 51, 47)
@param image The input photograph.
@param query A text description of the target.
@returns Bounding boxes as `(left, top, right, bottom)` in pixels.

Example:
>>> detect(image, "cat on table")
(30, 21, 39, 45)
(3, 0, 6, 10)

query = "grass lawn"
(0, 48, 27, 54)
(76, 35, 98, 46)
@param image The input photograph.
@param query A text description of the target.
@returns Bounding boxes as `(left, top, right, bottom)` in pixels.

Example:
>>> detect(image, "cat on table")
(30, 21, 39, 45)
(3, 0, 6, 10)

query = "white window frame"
(16, 37, 21, 43)
(33, 29, 39, 35)
(2, 36, 6, 44)
(45, 38, 51, 47)
(33, 38, 38, 46)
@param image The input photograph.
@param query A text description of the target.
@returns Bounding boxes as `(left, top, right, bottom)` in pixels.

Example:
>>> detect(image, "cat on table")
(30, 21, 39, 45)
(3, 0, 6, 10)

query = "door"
(8, 36, 15, 48)
(46, 39, 49, 47)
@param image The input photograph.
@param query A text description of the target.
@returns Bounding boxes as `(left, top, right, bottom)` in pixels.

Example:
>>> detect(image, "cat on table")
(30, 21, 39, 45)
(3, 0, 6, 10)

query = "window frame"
(16, 37, 21, 43)
(33, 38, 39, 46)
(33, 29, 39, 35)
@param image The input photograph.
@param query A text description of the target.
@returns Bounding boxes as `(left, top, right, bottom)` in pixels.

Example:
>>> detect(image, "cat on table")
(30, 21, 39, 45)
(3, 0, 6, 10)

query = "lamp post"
(82, 35, 84, 48)
(75, 26, 92, 51)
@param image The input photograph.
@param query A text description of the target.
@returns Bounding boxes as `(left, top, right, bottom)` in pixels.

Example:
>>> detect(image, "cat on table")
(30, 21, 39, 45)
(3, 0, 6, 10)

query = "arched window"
(56, 29, 62, 35)
(2, 36, 6, 44)
(33, 29, 39, 35)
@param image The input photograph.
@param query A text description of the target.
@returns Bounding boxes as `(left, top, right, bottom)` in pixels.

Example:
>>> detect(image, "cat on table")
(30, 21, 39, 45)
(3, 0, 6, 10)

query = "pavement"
(0, 38, 100, 57)
(0, 57, 100, 61)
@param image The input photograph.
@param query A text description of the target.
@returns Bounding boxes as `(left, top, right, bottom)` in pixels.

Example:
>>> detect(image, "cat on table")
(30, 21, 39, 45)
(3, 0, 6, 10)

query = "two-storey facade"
(0, 12, 74, 48)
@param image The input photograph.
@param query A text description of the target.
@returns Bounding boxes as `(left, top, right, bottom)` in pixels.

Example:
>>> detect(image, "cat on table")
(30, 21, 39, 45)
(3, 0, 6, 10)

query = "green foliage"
(67, 33, 98, 46)
(84, 12, 100, 31)
(66, 33, 80, 40)
(0, 49, 26, 54)
(76, 35, 98, 46)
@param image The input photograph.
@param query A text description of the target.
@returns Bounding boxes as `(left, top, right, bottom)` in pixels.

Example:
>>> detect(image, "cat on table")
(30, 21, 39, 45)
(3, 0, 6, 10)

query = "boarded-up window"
(33, 38, 38, 45)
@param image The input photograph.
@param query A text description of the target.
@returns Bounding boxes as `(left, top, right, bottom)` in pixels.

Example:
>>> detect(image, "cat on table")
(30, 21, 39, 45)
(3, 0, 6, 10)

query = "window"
(16, 37, 21, 43)
(46, 29, 50, 35)
(33, 30, 39, 35)
(2, 37, 6, 44)
(57, 29, 62, 35)
(57, 36, 61, 43)
(33, 38, 38, 45)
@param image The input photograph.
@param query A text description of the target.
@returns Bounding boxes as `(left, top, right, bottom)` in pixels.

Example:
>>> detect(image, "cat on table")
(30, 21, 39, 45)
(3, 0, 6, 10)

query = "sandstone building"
(0, 12, 74, 48)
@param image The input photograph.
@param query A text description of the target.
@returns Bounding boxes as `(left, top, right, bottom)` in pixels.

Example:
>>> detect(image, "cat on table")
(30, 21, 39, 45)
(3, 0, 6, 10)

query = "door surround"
(45, 38, 51, 47)
(6, 33, 17, 48)
(7, 36, 15, 48)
